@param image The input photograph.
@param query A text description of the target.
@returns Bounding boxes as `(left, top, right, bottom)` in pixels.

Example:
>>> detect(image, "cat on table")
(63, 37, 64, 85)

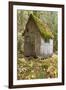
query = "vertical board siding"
(40, 38, 53, 57)
(49, 39, 53, 55)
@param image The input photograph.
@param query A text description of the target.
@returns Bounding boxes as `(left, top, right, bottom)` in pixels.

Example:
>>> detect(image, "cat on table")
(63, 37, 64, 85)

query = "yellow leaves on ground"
(17, 54, 58, 80)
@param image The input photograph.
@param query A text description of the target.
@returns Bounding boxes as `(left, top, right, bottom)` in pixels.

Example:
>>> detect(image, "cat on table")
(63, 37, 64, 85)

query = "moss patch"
(30, 14, 54, 40)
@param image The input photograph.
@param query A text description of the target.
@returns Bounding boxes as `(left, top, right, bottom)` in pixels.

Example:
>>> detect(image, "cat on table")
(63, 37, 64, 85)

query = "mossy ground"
(17, 54, 58, 80)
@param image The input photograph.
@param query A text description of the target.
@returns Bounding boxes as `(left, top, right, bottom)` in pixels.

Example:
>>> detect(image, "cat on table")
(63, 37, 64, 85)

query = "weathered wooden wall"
(40, 38, 53, 57)
(24, 18, 40, 57)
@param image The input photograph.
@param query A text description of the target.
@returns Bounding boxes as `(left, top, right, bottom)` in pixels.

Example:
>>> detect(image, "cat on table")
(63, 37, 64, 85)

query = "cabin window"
(45, 39, 49, 43)
(27, 28, 29, 32)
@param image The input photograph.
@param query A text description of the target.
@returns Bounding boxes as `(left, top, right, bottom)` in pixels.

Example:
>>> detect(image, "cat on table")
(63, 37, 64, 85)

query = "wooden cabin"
(23, 14, 54, 58)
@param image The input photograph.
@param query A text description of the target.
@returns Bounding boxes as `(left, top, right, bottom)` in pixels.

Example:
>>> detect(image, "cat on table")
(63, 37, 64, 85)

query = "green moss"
(30, 14, 54, 40)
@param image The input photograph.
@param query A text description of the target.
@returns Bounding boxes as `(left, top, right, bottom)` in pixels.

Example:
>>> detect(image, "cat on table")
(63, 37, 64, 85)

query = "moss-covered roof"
(23, 14, 53, 40)
(30, 14, 54, 40)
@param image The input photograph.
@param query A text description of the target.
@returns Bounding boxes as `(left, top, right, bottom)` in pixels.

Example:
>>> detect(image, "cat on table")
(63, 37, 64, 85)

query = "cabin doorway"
(24, 36, 36, 57)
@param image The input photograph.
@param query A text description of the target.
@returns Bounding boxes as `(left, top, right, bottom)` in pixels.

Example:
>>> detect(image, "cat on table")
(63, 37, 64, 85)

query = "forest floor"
(17, 54, 58, 80)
